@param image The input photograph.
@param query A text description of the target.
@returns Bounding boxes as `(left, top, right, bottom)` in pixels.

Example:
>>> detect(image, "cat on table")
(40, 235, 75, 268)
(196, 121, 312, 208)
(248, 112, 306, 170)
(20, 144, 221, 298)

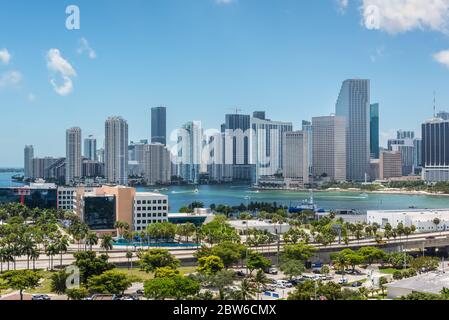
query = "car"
(31, 294, 51, 300)
(351, 282, 363, 287)
(136, 289, 144, 295)
(267, 268, 278, 275)
(338, 278, 348, 284)
(235, 271, 246, 277)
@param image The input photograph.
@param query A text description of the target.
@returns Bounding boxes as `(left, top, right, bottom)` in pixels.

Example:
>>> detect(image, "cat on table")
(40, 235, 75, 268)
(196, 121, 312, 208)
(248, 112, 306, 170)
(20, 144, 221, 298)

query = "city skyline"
(2, 0, 449, 166)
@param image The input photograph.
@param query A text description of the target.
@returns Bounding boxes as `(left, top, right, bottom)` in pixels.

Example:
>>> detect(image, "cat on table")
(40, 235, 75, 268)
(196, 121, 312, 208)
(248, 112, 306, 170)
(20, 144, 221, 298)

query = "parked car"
(338, 278, 348, 284)
(31, 294, 51, 300)
(351, 281, 363, 287)
(235, 271, 246, 277)
(136, 289, 144, 295)
(266, 268, 278, 275)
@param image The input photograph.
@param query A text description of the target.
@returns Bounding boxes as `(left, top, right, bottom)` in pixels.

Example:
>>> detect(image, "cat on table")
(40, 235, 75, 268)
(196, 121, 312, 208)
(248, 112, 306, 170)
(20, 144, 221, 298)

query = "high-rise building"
(84, 135, 97, 161)
(32, 157, 61, 180)
(97, 148, 105, 163)
(66, 127, 82, 185)
(24, 145, 34, 179)
(397, 130, 415, 140)
(302, 120, 313, 176)
(105, 117, 129, 185)
(128, 140, 148, 176)
(388, 132, 415, 176)
(251, 116, 293, 181)
(437, 111, 449, 120)
(336, 79, 371, 181)
(413, 138, 423, 174)
(380, 150, 402, 180)
(312, 116, 346, 182)
(151, 106, 167, 146)
(253, 111, 266, 120)
(177, 121, 203, 184)
(370, 103, 380, 159)
(143, 143, 172, 185)
(224, 114, 251, 165)
(422, 118, 449, 182)
(282, 131, 309, 187)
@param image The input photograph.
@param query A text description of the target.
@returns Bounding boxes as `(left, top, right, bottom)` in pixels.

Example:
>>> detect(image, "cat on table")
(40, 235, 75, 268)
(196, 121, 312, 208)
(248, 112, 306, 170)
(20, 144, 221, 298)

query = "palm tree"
(253, 269, 269, 300)
(45, 243, 58, 270)
(55, 236, 69, 268)
(126, 250, 133, 269)
(30, 248, 40, 271)
(100, 234, 114, 254)
(85, 232, 98, 251)
(237, 279, 256, 300)
(433, 218, 441, 234)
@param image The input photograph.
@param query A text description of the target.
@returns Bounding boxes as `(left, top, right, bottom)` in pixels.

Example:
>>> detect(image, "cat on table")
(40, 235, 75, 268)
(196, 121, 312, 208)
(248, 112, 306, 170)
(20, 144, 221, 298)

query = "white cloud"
(0, 48, 11, 65)
(361, 0, 449, 34)
(46, 48, 76, 96)
(337, 0, 349, 13)
(77, 37, 96, 59)
(434, 49, 449, 69)
(215, 0, 234, 4)
(370, 45, 385, 62)
(0, 71, 22, 88)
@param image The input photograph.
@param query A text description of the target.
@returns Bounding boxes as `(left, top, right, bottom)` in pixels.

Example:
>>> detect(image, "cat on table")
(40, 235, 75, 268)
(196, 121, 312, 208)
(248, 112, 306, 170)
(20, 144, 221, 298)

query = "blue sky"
(1, 0, 449, 166)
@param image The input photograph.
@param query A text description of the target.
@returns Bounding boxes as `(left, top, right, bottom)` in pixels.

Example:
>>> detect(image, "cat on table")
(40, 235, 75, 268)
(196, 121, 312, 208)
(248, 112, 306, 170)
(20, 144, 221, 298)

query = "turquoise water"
(138, 184, 449, 213)
(1, 171, 448, 213)
(0, 171, 25, 187)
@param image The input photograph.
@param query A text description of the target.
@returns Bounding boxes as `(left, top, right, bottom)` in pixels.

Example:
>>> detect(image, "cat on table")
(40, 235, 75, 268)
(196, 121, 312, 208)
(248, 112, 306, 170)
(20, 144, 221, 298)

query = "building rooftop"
(135, 192, 167, 197)
(386, 272, 449, 295)
(368, 209, 449, 221)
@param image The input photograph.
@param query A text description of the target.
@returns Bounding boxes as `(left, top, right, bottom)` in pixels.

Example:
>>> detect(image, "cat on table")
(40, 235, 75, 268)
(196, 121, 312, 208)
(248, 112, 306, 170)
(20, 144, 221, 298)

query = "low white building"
(386, 272, 449, 299)
(367, 209, 449, 233)
(133, 192, 169, 231)
(229, 219, 291, 235)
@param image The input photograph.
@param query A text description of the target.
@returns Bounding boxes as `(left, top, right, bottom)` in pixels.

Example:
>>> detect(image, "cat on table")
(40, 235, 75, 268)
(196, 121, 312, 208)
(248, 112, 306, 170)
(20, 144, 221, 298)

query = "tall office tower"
(251, 116, 293, 181)
(253, 111, 266, 120)
(388, 131, 415, 176)
(413, 138, 423, 174)
(397, 130, 415, 140)
(370, 103, 380, 159)
(128, 140, 148, 175)
(96, 148, 105, 163)
(312, 116, 347, 182)
(143, 143, 172, 185)
(24, 145, 34, 179)
(222, 113, 255, 182)
(206, 131, 231, 183)
(437, 111, 449, 120)
(177, 121, 203, 184)
(302, 120, 313, 176)
(66, 127, 82, 185)
(105, 117, 129, 185)
(282, 131, 309, 187)
(83, 135, 97, 161)
(422, 118, 449, 182)
(32, 157, 60, 180)
(151, 106, 167, 145)
(336, 79, 371, 181)
(379, 150, 402, 180)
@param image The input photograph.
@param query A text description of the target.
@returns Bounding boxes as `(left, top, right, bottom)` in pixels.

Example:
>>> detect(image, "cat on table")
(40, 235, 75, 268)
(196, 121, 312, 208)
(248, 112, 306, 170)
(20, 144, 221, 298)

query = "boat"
(289, 190, 322, 213)
(360, 193, 369, 198)
(193, 188, 199, 194)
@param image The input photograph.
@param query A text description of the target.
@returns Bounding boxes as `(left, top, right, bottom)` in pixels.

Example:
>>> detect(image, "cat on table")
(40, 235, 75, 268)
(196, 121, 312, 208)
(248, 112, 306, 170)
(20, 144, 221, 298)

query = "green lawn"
(118, 266, 197, 282)
(379, 268, 410, 275)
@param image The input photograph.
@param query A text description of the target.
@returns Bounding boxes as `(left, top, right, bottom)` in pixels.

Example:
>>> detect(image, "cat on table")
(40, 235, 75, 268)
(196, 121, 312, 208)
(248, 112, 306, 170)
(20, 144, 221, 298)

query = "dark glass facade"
(83, 196, 116, 230)
(422, 120, 449, 167)
(151, 106, 167, 146)
(370, 103, 379, 159)
(0, 187, 57, 209)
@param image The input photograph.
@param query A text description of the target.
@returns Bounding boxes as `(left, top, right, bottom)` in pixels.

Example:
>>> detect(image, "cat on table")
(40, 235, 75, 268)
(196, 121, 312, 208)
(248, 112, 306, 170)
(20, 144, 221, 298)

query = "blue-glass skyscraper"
(370, 103, 379, 159)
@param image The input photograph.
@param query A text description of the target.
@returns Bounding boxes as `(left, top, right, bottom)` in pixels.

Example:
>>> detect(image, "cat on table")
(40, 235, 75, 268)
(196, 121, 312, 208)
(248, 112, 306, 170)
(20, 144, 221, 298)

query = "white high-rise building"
(282, 131, 309, 187)
(312, 116, 347, 182)
(24, 145, 34, 179)
(105, 117, 129, 185)
(177, 121, 203, 184)
(143, 143, 172, 185)
(250, 117, 293, 181)
(84, 135, 97, 161)
(66, 127, 82, 185)
(336, 79, 371, 181)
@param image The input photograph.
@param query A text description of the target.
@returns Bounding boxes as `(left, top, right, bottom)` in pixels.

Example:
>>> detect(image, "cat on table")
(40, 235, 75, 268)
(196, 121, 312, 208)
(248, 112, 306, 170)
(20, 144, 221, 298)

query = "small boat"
(360, 193, 369, 198)
(193, 188, 199, 194)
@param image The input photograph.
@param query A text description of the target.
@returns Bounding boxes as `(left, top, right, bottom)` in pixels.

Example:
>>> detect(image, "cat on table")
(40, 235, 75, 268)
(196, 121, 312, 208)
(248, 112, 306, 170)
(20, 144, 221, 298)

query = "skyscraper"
(24, 145, 34, 179)
(422, 118, 449, 182)
(65, 127, 82, 185)
(143, 143, 172, 185)
(312, 116, 346, 182)
(397, 130, 415, 140)
(282, 131, 309, 187)
(105, 117, 129, 185)
(370, 103, 380, 159)
(302, 120, 313, 176)
(251, 116, 293, 181)
(84, 135, 97, 161)
(177, 121, 203, 184)
(413, 138, 422, 174)
(388, 130, 415, 176)
(151, 106, 167, 146)
(336, 79, 371, 181)
(380, 150, 402, 180)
